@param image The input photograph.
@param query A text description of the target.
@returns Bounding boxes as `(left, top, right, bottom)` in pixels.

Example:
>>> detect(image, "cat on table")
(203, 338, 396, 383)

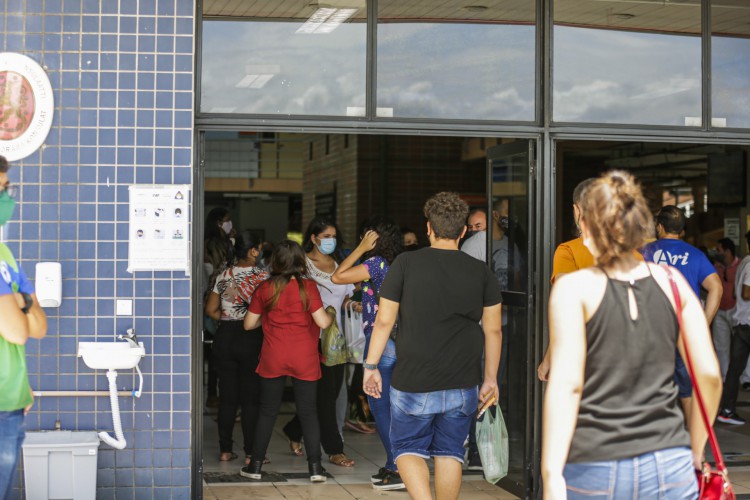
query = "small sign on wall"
(128, 185, 190, 273)
(725, 218, 740, 248)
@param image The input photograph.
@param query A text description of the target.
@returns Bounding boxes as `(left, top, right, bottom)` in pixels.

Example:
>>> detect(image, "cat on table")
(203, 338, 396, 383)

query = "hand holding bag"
(321, 306, 348, 367)
(344, 301, 366, 364)
(667, 268, 736, 500)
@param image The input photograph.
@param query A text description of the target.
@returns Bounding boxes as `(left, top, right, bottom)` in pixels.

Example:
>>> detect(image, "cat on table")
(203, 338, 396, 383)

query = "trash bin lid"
(22, 431, 100, 448)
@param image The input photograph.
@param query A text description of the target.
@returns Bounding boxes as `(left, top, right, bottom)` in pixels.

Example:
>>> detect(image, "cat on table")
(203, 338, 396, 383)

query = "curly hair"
(579, 171, 653, 267)
(359, 215, 403, 264)
(423, 192, 469, 240)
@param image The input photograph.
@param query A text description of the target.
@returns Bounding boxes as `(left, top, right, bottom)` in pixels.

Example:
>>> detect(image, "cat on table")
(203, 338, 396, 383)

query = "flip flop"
(219, 452, 238, 462)
(329, 453, 355, 467)
(289, 440, 304, 456)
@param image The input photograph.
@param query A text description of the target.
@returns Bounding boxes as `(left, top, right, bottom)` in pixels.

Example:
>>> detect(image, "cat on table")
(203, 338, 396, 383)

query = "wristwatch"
(20, 292, 33, 314)
(363, 362, 378, 370)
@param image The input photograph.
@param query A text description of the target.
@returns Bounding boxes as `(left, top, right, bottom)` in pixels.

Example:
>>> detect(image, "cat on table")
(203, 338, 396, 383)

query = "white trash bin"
(22, 431, 99, 500)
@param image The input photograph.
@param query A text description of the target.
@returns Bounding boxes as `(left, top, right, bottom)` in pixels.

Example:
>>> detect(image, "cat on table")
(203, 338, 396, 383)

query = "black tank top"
(567, 268, 690, 463)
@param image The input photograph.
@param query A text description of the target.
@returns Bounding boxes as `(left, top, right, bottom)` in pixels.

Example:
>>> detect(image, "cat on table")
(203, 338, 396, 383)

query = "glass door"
(485, 140, 536, 497)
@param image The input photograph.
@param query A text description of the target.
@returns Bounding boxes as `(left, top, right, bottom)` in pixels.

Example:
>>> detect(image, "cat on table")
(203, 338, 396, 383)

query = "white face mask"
(221, 220, 233, 235)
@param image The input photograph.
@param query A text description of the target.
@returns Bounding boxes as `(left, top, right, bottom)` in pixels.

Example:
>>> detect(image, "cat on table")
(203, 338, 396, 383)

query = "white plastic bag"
(343, 301, 366, 363)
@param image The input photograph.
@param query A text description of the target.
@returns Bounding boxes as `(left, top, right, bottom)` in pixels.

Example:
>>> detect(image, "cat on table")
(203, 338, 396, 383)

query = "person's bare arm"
(311, 307, 334, 329)
(363, 298, 399, 399)
(244, 311, 261, 330)
(542, 275, 587, 500)
(742, 284, 750, 301)
(672, 270, 722, 468)
(25, 293, 47, 339)
(0, 293, 47, 345)
(331, 230, 377, 285)
(701, 273, 722, 325)
(480, 304, 502, 405)
(204, 291, 222, 322)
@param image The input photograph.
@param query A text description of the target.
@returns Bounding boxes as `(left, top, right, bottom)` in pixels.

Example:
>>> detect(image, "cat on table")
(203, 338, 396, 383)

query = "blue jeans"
(0, 410, 25, 499)
(390, 386, 478, 463)
(364, 335, 397, 471)
(563, 447, 697, 499)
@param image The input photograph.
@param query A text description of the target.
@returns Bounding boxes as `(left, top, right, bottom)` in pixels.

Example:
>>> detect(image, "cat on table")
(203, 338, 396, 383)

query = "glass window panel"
(200, 3, 366, 116)
(554, 0, 701, 126)
(376, 1, 536, 121)
(712, 0, 750, 129)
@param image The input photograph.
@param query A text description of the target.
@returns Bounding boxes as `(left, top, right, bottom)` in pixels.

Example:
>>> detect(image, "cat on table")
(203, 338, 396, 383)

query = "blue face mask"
(0, 191, 16, 227)
(317, 237, 337, 255)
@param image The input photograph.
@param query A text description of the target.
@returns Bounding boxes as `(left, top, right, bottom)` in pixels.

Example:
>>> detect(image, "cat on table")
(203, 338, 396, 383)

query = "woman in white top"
(282, 217, 357, 468)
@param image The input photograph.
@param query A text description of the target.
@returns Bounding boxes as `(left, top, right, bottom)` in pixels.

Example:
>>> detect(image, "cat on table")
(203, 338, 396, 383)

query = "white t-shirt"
(732, 255, 750, 327)
(306, 257, 354, 321)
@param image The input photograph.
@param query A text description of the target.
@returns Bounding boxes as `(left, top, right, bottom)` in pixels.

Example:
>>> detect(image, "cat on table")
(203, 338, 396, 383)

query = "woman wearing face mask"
(204, 207, 234, 275)
(282, 217, 357, 468)
(205, 231, 269, 465)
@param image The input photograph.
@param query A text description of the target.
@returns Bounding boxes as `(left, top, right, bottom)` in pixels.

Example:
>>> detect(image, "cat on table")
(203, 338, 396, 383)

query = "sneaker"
(309, 461, 327, 483)
(717, 409, 746, 425)
(467, 451, 483, 471)
(373, 471, 406, 491)
(239, 459, 263, 480)
(371, 467, 389, 483)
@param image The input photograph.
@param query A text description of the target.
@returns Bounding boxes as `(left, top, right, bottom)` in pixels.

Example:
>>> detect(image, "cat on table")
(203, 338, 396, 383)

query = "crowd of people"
(201, 172, 747, 499)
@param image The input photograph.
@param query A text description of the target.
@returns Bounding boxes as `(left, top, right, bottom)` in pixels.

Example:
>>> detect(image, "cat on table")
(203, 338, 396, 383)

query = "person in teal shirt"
(0, 155, 47, 497)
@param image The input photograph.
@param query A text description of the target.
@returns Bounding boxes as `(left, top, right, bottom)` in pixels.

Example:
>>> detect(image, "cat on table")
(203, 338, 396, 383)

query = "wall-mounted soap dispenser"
(35, 262, 62, 307)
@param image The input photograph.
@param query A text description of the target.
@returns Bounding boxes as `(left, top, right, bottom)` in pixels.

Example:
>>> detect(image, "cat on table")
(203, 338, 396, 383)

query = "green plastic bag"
(320, 306, 348, 367)
(476, 405, 509, 484)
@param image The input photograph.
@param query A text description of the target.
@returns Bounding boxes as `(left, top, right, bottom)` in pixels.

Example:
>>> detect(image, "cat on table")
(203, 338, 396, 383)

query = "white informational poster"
(725, 218, 741, 248)
(128, 185, 190, 273)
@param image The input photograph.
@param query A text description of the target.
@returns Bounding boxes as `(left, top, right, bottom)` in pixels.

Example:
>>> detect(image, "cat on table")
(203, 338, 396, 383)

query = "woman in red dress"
(241, 240, 333, 483)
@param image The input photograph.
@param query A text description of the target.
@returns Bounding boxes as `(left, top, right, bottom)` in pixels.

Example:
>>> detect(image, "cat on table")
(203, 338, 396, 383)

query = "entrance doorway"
(195, 131, 539, 498)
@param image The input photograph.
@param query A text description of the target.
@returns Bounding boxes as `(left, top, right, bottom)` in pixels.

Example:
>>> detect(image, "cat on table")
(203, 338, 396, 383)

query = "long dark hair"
(205, 207, 229, 241)
(360, 215, 403, 264)
(266, 240, 311, 311)
(234, 230, 262, 264)
(302, 216, 345, 262)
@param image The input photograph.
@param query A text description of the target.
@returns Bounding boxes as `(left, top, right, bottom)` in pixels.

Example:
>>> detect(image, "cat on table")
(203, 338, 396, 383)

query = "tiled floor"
(201, 403, 518, 499)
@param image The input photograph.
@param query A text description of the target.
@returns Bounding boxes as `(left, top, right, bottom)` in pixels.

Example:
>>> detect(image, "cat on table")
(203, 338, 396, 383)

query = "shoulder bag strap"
(666, 267, 727, 473)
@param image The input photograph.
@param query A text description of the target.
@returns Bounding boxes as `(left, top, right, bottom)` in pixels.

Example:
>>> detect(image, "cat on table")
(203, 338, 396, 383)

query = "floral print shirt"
(362, 255, 389, 336)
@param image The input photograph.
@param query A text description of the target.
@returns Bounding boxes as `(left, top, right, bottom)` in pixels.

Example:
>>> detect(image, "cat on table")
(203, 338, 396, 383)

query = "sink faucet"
(118, 328, 139, 348)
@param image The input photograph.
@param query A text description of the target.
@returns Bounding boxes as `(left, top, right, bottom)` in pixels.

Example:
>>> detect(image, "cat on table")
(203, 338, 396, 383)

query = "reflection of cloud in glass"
(201, 21, 366, 115)
(712, 37, 750, 128)
(554, 26, 701, 125)
(377, 23, 535, 120)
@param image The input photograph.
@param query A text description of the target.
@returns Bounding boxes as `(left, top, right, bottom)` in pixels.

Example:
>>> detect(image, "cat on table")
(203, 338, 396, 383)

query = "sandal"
(329, 453, 355, 467)
(289, 440, 304, 457)
(219, 452, 238, 462)
(345, 420, 376, 434)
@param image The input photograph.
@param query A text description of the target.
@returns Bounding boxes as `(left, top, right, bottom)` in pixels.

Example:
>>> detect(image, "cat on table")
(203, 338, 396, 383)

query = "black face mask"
(464, 230, 478, 240)
(404, 244, 419, 252)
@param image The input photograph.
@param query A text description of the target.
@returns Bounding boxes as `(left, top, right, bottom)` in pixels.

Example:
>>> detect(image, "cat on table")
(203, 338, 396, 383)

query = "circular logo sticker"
(0, 53, 53, 161)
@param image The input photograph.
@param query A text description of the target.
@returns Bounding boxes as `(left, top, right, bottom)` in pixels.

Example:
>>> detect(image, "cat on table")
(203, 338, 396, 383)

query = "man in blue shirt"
(640, 205, 722, 423)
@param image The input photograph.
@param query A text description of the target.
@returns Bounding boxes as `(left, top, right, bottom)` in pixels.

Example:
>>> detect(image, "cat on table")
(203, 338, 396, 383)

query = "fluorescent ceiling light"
(296, 7, 358, 34)
(235, 64, 280, 89)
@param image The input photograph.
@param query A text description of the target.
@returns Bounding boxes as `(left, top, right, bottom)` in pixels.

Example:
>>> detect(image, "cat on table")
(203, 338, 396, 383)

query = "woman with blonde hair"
(542, 171, 722, 499)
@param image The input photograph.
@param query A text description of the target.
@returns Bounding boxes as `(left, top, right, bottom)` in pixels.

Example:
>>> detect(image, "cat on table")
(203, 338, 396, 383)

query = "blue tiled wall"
(3, 0, 194, 498)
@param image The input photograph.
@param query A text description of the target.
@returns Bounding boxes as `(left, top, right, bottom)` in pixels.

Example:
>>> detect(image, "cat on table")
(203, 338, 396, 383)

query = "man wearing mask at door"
(0, 155, 48, 497)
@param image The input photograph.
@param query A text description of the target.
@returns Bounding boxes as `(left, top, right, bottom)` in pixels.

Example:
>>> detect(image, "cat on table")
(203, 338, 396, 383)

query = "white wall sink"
(77, 342, 146, 370)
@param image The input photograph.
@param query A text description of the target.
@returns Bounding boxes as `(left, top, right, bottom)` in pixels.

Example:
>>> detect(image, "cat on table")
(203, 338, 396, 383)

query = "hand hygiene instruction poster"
(128, 185, 190, 272)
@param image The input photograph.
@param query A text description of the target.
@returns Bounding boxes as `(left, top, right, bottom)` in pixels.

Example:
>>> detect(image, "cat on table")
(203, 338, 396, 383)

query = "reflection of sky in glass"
(713, 37, 750, 129)
(554, 26, 701, 125)
(200, 21, 366, 115)
(377, 24, 535, 121)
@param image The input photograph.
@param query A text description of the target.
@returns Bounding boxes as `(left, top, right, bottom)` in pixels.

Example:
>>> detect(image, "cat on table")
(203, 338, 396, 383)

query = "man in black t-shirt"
(363, 192, 503, 500)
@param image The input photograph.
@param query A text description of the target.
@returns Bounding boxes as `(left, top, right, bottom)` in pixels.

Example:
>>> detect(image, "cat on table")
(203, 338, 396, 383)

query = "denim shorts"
(563, 447, 697, 500)
(674, 353, 692, 399)
(390, 386, 478, 463)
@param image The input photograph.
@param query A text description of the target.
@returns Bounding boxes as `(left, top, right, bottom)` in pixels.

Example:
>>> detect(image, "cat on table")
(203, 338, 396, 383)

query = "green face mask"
(0, 190, 16, 227)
